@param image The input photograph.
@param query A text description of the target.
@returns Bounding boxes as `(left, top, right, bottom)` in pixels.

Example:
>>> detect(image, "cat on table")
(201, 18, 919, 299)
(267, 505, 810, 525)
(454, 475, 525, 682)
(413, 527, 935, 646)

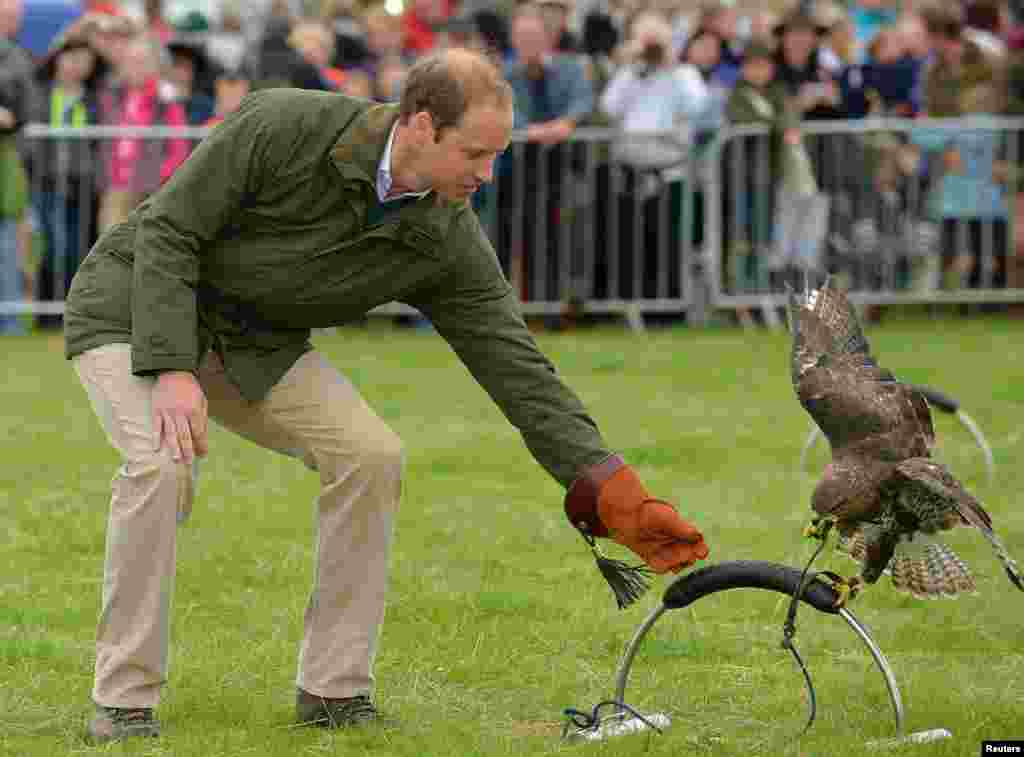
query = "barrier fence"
(6, 117, 1024, 329)
(704, 116, 1024, 312)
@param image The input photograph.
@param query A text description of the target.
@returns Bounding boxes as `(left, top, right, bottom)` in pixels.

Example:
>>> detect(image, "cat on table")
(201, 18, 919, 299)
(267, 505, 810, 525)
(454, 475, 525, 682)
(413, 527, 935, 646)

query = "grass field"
(2, 312, 1023, 756)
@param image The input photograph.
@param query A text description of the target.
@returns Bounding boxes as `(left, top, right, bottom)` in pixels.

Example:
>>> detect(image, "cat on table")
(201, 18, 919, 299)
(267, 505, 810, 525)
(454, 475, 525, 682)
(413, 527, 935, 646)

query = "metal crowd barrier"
(6, 124, 700, 329)
(9, 124, 209, 320)
(8, 118, 1023, 329)
(703, 117, 1024, 313)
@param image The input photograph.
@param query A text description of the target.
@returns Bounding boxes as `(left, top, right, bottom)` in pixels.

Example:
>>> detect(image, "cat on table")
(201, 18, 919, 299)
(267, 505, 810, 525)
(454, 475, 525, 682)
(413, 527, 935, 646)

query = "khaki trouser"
(73, 344, 403, 708)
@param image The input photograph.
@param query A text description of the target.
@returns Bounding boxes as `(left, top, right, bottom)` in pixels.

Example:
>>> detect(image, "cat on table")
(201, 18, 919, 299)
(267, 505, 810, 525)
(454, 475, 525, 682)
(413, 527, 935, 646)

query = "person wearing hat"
(165, 38, 216, 125)
(27, 28, 105, 329)
(773, 5, 843, 120)
(67, 11, 138, 74)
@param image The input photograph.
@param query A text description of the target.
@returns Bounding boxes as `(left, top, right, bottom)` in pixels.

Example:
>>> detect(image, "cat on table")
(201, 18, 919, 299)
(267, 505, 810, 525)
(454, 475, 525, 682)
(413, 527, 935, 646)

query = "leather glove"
(565, 455, 709, 575)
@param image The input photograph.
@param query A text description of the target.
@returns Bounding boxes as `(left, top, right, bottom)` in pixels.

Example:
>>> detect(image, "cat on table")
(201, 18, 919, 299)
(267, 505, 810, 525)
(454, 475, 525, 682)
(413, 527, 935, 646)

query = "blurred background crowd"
(2, 0, 1024, 334)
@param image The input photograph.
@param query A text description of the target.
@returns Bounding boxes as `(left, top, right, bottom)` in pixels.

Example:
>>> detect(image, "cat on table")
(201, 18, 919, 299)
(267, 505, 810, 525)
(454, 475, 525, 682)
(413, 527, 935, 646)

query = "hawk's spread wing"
(787, 279, 935, 456)
(891, 458, 991, 532)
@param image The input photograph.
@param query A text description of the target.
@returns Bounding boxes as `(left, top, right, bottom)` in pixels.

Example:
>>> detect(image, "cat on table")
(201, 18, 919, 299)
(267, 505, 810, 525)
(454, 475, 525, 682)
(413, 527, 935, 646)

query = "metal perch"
(799, 384, 995, 483)
(564, 560, 951, 746)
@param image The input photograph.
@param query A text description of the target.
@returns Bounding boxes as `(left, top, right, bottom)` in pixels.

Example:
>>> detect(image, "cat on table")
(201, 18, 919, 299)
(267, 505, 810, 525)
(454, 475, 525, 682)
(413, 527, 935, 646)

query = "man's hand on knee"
(153, 371, 209, 464)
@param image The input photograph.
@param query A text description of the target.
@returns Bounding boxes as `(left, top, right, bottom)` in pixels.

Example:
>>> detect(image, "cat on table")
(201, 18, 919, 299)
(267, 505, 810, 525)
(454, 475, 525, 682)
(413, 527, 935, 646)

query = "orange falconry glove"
(565, 455, 710, 608)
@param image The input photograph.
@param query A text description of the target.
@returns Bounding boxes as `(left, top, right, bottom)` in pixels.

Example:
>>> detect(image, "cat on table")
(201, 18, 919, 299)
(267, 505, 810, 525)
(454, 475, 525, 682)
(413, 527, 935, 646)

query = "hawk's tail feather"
(890, 537, 976, 599)
(978, 527, 1024, 591)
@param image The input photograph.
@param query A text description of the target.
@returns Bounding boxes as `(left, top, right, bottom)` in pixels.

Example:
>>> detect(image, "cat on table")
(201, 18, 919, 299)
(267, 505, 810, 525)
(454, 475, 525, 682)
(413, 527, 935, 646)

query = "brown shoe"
(295, 688, 380, 728)
(86, 705, 160, 744)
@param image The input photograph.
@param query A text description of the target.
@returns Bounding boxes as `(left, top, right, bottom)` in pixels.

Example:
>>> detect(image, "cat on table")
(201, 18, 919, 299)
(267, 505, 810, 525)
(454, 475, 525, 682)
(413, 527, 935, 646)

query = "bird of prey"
(786, 278, 1023, 605)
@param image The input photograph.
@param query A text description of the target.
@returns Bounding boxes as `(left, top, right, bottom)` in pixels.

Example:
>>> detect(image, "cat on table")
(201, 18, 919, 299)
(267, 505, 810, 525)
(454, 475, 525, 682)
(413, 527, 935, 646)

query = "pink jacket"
(100, 77, 190, 194)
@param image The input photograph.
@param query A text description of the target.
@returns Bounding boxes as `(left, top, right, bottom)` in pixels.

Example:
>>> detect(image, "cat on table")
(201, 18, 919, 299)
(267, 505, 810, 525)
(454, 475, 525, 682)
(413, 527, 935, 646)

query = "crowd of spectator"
(2, 0, 1024, 333)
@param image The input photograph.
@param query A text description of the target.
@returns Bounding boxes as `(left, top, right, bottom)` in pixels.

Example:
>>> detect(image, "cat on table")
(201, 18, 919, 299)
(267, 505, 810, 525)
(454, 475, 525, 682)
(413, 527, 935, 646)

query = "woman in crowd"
(29, 31, 105, 329)
(95, 34, 189, 232)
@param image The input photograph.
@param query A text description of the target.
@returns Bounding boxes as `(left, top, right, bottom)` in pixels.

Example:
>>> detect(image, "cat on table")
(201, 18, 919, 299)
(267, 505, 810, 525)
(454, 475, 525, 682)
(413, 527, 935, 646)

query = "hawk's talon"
(803, 516, 836, 541)
(823, 574, 863, 608)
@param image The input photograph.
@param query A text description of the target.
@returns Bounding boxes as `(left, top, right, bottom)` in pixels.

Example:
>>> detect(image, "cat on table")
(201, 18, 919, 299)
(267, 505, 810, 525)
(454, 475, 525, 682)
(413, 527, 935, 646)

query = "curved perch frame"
(799, 384, 995, 484)
(611, 560, 905, 737)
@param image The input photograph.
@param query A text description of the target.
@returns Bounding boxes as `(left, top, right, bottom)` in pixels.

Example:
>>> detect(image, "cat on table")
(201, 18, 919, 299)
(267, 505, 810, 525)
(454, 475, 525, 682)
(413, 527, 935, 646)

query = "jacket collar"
(329, 101, 466, 251)
(330, 102, 399, 186)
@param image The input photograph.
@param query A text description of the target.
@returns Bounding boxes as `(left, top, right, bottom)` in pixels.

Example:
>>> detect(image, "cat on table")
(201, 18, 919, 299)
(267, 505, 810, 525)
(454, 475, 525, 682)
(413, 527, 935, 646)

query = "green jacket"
(726, 79, 800, 181)
(65, 88, 611, 487)
(923, 39, 1006, 118)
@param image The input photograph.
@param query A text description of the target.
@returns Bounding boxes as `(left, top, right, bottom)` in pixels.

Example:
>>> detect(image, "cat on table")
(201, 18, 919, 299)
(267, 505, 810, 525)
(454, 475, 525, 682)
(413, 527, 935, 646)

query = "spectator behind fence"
(897, 10, 932, 114)
(915, 4, 1010, 291)
(0, 0, 38, 335)
(165, 39, 216, 125)
(725, 37, 828, 293)
(141, 0, 174, 46)
(500, 2, 593, 301)
(846, 0, 900, 57)
(679, 0, 743, 86)
(773, 6, 843, 121)
(360, 3, 413, 102)
(255, 4, 333, 90)
(817, 0, 859, 66)
(203, 63, 252, 128)
(839, 26, 918, 117)
(96, 35, 190, 232)
(964, 0, 1013, 58)
(318, 0, 371, 68)
(28, 31, 105, 330)
(601, 11, 708, 300)
(289, 18, 352, 91)
(204, 6, 247, 74)
(679, 29, 730, 138)
(402, 0, 454, 56)
(536, 0, 579, 53)
(69, 11, 137, 81)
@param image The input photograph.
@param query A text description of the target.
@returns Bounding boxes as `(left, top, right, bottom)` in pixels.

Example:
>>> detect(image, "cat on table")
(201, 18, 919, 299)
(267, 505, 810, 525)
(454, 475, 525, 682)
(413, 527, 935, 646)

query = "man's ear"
(408, 110, 436, 144)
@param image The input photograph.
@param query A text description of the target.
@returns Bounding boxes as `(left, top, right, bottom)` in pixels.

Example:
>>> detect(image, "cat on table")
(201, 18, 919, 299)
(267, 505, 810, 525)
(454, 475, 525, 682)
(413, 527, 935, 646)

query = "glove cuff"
(564, 453, 625, 539)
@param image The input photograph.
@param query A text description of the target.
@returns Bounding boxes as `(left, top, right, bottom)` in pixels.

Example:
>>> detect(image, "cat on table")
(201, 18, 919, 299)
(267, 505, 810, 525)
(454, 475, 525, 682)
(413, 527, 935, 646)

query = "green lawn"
(2, 313, 1022, 756)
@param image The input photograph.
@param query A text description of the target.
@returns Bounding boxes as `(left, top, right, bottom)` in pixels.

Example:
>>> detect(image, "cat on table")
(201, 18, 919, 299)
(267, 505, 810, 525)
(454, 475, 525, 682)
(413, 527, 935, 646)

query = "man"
(500, 3, 592, 306)
(64, 48, 709, 744)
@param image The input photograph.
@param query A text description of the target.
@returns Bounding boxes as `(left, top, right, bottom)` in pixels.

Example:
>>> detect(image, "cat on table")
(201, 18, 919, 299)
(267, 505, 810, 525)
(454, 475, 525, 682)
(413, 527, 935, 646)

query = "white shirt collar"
(377, 122, 431, 203)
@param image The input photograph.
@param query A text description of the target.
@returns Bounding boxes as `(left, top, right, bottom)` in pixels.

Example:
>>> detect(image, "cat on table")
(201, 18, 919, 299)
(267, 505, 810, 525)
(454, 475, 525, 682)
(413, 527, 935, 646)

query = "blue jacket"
(504, 54, 594, 128)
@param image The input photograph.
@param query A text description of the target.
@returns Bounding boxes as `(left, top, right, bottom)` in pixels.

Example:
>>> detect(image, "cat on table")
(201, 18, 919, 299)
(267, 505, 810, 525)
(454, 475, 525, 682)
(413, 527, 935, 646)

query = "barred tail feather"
(889, 537, 976, 598)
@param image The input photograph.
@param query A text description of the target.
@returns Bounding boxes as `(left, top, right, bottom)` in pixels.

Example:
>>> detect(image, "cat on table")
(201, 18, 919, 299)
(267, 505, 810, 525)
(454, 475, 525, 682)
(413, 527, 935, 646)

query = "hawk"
(787, 278, 1023, 605)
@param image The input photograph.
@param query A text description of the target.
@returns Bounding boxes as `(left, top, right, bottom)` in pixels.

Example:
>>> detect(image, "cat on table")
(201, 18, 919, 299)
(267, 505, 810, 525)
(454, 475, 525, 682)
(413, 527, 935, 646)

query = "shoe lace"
(328, 695, 376, 721)
(107, 707, 154, 724)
